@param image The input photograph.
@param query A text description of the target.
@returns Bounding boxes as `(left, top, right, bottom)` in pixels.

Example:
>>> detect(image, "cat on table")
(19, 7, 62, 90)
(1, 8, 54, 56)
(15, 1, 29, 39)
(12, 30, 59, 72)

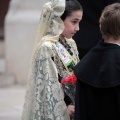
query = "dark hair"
(99, 3, 120, 40)
(61, 0, 83, 21)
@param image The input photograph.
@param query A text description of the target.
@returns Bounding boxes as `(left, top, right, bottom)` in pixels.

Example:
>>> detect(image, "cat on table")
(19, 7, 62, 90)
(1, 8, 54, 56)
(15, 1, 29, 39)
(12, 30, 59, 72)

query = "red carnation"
(61, 74, 77, 85)
(61, 74, 77, 105)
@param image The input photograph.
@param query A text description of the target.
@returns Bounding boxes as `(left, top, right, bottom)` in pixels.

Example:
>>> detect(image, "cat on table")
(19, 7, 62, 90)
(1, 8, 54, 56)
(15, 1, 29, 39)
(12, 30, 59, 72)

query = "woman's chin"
(65, 36, 73, 39)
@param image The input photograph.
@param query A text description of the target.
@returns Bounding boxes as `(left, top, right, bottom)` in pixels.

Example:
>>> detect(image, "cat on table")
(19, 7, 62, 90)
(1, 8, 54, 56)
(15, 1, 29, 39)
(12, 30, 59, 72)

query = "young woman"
(21, 0, 83, 120)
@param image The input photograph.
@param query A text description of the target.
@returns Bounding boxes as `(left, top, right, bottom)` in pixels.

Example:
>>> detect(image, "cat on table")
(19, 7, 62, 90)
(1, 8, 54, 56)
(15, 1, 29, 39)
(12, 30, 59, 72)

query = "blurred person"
(74, 3, 120, 120)
(21, 0, 83, 120)
(73, 0, 120, 59)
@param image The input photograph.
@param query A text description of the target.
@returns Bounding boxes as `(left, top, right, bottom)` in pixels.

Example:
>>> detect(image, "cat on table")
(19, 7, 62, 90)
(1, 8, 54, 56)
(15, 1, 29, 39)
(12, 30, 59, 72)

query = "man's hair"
(99, 3, 120, 40)
(61, 0, 83, 21)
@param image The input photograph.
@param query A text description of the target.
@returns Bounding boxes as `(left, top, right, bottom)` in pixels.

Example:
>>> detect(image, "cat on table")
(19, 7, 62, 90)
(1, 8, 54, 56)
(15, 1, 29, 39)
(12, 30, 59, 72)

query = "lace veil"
(32, 0, 65, 60)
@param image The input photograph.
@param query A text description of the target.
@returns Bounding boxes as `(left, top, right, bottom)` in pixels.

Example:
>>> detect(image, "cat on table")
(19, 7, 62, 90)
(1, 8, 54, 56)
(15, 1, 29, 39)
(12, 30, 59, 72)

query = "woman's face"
(60, 10, 83, 39)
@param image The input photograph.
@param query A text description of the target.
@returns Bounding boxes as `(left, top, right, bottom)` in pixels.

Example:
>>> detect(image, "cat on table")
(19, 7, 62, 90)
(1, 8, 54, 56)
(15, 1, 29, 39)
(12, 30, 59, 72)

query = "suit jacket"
(73, 0, 120, 49)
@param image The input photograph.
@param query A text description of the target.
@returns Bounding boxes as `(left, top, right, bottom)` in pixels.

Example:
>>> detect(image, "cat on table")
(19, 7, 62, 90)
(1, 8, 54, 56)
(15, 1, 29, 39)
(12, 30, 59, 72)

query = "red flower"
(61, 74, 77, 105)
(61, 74, 77, 85)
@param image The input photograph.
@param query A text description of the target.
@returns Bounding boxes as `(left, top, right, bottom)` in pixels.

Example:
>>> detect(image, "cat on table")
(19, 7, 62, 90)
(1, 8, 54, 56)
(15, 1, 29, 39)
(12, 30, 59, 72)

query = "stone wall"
(5, 0, 48, 84)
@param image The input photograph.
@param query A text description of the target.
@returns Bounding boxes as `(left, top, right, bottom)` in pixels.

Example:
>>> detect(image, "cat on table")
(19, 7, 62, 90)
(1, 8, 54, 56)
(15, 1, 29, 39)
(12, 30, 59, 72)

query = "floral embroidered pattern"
(21, 40, 79, 120)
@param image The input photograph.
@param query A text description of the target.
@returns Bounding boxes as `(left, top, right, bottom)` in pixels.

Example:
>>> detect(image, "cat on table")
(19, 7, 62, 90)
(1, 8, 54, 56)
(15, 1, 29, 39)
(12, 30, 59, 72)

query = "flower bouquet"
(61, 74, 77, 105)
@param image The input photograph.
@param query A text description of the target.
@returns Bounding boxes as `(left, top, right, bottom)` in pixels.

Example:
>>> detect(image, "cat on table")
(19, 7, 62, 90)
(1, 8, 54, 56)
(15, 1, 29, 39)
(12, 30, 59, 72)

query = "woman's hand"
(67, 104, 75, 118)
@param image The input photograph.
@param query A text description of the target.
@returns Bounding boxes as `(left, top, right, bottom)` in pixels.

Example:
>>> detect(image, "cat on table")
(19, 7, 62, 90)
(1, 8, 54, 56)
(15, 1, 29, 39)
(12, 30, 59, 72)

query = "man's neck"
(104, 37, 120, 44)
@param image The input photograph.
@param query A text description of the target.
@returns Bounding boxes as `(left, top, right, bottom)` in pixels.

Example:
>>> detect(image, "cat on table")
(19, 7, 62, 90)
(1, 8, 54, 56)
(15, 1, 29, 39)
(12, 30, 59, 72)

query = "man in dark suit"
(73, 0, 120, 59)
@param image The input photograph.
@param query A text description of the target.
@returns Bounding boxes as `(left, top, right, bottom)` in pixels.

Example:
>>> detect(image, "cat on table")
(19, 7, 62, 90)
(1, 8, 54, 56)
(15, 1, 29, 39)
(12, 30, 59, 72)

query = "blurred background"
(0, 0, 47, 119)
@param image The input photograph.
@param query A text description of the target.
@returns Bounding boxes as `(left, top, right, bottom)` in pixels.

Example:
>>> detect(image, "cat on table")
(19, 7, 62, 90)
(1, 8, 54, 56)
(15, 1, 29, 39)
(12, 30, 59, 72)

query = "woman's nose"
(75, 25, 79, 31)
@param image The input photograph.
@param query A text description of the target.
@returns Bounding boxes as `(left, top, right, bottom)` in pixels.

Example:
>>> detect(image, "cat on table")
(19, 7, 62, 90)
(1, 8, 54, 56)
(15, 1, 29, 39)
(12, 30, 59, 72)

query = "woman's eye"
(72, 21, 77, 24)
